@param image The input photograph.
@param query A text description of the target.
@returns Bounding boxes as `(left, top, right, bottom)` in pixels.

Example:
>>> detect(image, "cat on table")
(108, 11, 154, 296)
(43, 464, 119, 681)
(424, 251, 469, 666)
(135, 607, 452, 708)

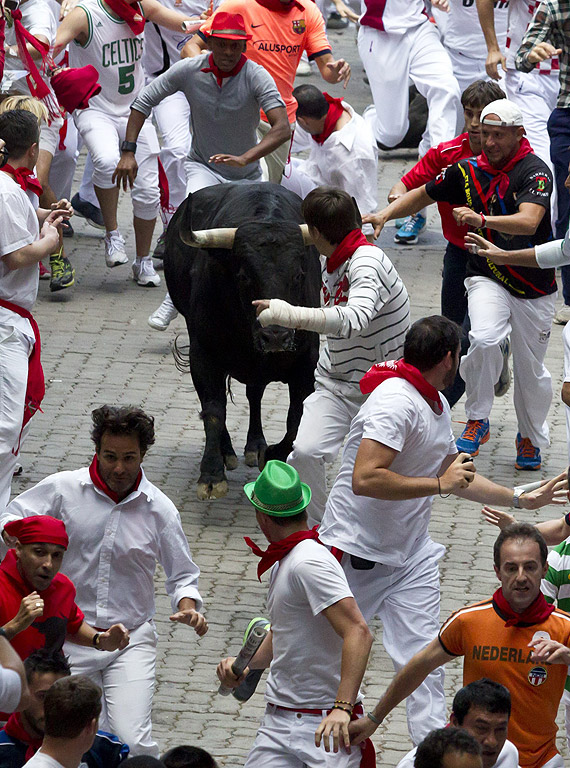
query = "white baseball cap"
(480, 99, 524, 128)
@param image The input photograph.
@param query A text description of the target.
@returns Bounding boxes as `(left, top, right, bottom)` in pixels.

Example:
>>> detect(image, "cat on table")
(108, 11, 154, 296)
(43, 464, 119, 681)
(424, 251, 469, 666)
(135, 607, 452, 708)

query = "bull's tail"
(173, 335, 191, 373)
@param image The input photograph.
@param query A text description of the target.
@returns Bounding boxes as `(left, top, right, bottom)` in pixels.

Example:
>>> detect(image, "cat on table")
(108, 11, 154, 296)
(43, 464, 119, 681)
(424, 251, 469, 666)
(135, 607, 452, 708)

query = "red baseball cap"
(208, 11, 252, 40)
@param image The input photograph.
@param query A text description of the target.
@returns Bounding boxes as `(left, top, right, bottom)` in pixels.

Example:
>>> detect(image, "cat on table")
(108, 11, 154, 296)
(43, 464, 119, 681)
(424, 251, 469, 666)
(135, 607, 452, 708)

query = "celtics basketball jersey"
(69, 0, 144, 117)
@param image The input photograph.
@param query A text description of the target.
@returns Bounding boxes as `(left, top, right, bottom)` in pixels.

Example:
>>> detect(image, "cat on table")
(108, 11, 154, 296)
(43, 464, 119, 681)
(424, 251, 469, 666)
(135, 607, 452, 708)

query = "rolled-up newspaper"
(218, 623, 268, 696)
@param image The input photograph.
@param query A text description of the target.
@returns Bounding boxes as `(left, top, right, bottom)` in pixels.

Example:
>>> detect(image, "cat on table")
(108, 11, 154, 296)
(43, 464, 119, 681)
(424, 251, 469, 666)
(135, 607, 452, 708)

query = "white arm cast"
(257, 299, 340, 334)
(535, 235, 570, 268)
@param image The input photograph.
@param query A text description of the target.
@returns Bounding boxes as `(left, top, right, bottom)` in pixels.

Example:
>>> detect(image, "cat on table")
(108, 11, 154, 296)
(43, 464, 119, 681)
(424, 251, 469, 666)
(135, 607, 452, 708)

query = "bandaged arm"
(535, 235, 570, 268)
(257, 299, 343, 334)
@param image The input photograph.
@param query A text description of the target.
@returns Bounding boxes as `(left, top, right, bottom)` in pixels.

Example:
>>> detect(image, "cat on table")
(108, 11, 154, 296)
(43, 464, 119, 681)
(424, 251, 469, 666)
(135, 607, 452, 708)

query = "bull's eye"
(293, 271, 305, 284)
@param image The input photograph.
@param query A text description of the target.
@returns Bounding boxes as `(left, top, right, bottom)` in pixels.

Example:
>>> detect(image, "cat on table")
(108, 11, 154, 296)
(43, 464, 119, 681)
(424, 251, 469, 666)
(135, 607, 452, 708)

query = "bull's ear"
(351, 197, 362, 229)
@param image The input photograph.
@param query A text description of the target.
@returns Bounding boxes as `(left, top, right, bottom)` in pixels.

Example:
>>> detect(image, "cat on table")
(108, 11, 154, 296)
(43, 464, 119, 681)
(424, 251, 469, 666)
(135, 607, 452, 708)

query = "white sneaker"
(104, 230, 128, 268)
(132, 258, 161, 287)
(148, 294, 178, 330)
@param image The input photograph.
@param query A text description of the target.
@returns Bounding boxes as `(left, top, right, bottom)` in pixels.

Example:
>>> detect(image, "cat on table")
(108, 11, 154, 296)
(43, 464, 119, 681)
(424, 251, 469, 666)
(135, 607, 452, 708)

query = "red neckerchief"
(476, 137, 534, 203)
(326, 229, 369, 274)
(4, 712, 42, 761)
(0, 299, 44, 453)
(492, 588, 555, 627)
(201, 53, 247, 88)
(88, 455, 142, 503)
(311, 93, 345, 146)
(1, 165, 43, 197)
(254, 0, 304, 12)
(244, 526, 321, 581)
(360, 359, 443, 415)
(102, 0, 145, 34)
(9, 9, 61, 123)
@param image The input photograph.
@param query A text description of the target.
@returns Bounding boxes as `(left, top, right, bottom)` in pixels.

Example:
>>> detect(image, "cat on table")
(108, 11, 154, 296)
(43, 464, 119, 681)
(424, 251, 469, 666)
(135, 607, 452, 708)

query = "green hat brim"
(243, 480, 312, 516)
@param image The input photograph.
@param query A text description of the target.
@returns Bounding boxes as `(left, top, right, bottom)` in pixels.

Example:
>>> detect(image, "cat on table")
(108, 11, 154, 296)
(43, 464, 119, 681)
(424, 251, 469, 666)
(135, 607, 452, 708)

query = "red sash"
(0, 299, 44, 451)
(360, 359, 443, 415)
(244, 526, 321, 580)
(326, 229, 369, 274)
(201, 53, 247, 88)
(312, 93, 345, 146)
(493, 588, 555, 627)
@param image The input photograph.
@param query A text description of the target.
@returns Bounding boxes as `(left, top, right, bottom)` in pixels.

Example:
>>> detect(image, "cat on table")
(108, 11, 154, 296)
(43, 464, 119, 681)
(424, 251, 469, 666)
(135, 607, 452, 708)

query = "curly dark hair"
(91, 405, 155, 455)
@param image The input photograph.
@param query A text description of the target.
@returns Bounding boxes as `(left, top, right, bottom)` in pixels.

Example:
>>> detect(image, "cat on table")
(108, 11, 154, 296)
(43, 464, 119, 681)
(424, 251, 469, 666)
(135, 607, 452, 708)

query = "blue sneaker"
(71, 193, 105, 230)
(394, 213, 426, 244)
(515, 433, 541, 470)
(456, 419, 490, 456)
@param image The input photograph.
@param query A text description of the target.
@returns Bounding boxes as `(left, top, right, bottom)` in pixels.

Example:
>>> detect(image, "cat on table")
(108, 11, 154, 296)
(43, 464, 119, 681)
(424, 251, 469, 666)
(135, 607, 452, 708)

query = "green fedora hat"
(244, 460, 311, 516)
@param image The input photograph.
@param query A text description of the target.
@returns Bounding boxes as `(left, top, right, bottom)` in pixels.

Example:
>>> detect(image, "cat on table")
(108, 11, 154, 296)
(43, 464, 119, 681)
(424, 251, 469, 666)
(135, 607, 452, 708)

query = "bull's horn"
(180, 227, 237, 249)
(299, 224, 314, 245)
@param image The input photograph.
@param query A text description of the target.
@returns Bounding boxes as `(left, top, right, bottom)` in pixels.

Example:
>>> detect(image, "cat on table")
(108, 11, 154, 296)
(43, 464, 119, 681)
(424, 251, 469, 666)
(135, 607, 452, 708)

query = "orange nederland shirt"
(439, 598, 570, 768)
(199, 0, 331, 122)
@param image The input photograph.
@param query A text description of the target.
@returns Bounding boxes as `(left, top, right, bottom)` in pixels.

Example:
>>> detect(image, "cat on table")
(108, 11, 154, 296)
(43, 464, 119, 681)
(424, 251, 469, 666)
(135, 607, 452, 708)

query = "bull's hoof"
(196, 480, 229, 500)
(224, 454, 238, 471)
(244, 451, 259, 467)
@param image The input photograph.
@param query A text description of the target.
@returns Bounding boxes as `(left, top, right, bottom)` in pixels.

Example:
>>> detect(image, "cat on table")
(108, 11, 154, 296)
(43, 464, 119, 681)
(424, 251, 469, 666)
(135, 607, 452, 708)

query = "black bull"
(164, 182, 321, 500)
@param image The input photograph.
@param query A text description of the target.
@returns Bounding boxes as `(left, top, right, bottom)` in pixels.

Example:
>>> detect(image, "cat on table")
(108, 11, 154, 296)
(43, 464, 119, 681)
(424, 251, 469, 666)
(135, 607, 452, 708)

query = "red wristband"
(480, 212, 486, 228)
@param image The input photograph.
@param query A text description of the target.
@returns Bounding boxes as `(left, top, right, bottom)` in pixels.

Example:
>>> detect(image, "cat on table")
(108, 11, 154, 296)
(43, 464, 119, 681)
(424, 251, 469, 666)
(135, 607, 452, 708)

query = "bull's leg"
(220, 426, 238, 471)
(244, 383, 267, 467)
(263, 371, 314, 466)
(189, 342, 230, 500)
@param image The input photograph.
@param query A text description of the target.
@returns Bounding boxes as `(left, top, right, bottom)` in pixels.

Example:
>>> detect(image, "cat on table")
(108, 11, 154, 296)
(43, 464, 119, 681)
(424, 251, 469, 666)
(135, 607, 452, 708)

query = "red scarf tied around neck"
(477, 137, 533, 203)
(326, 229, 369, 274)
(201, 53, 247, 88)
(89, 455, 142, 503)
(1, 165, 43, 197)
(311, 93, 345, 145)
(103, 0, 145, 34)
(493, 588, 555, 627)
(360, 359, 443, 415)
(4, 712, 41, 761)
(244, 526, 321, 580)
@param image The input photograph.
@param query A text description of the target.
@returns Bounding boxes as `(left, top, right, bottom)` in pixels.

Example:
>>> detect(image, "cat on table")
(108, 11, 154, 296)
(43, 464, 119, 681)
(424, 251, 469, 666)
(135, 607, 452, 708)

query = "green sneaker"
(49, 248, 75, 292)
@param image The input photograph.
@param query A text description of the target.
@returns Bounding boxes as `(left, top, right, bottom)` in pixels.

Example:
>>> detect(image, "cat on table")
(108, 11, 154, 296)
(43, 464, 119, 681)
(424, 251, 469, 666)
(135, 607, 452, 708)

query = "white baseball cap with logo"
(480, 99, 524, 128)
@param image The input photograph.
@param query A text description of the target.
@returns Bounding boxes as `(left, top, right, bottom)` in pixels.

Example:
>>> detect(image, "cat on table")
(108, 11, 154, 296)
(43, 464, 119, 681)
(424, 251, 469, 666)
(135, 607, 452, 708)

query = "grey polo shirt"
(131, 52, 285, 180)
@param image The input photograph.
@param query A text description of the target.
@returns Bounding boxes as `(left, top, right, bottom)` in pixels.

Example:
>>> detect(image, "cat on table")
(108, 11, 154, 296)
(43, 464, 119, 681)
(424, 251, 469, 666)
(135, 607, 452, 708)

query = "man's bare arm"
(181, 33, 207, 59)
(362, 186, 435, 238)
(476, 0, 507, 80)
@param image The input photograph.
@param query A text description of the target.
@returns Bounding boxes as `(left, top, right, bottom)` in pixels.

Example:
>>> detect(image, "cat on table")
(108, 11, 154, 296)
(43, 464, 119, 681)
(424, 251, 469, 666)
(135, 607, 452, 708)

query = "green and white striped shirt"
(542, 537, 570, 690)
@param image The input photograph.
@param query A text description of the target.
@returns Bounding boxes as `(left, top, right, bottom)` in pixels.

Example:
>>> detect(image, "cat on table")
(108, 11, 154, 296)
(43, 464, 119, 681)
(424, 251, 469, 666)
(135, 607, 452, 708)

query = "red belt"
(273, 703, 364, 716)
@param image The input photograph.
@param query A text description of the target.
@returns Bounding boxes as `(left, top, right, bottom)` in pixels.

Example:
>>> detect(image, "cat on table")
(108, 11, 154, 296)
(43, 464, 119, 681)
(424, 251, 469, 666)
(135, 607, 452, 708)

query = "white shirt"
(2, 0, 57, 95)
(1, 467, 203, 628)
(23, 752, 65, 768)
(359, 0, 428, 34)
(316, 245, 410, 394)
(396, 739, 520, 768)
(442, 0, 508, 61)
(0, 667, 21, 713)
(143, 0, 205, 79)
(298, 103, 377, 227)
(0, 172, 40, 339)
(319, 378, 457, 566)
(264, 539, 354, 708)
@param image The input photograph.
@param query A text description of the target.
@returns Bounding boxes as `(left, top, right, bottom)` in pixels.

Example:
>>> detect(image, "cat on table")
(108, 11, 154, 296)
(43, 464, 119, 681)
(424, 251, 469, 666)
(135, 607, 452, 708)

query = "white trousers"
(342, 539, 446, 745)
(0, 325, 32, 513)
(460, 276, 556, 448)
(287, 384, 364, 525)
(153, 91, 191, 222)
(244, 706, 362, 768)
(505, 70, 558, 172)
(49, 118, 80, 201)
(358, 22, 461, 154)
(64, 621, 159, 757)
(185, 161, 262, 195)
(74, 109, 160, 220)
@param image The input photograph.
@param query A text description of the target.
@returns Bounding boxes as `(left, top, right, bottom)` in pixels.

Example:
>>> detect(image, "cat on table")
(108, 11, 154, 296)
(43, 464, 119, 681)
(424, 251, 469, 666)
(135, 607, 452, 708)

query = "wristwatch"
(512, 487, 526, 509)
(0, 627, 8, 640)
(120, 140, 137, 154)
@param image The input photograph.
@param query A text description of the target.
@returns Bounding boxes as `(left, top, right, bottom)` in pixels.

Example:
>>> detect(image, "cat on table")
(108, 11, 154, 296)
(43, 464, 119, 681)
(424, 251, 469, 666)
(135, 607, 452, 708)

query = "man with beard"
(318, 315, 566, 746)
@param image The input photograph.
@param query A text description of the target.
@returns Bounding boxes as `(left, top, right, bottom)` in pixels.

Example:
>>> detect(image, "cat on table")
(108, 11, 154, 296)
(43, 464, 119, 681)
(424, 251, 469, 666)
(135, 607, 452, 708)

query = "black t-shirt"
(425, 153, 556, 299)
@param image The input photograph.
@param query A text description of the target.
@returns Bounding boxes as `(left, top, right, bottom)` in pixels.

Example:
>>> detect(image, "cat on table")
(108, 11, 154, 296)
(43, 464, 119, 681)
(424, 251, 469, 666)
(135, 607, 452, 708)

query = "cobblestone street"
(9, 22, 570, 767)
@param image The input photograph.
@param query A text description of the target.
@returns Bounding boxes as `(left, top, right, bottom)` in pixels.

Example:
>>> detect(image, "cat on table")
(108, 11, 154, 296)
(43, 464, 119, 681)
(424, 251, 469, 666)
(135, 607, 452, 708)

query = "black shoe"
(50, 249, 75, 292)
(71, 193, 105, 229)
(61, 219, 74, 238)
(327, 11, 349, 28)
